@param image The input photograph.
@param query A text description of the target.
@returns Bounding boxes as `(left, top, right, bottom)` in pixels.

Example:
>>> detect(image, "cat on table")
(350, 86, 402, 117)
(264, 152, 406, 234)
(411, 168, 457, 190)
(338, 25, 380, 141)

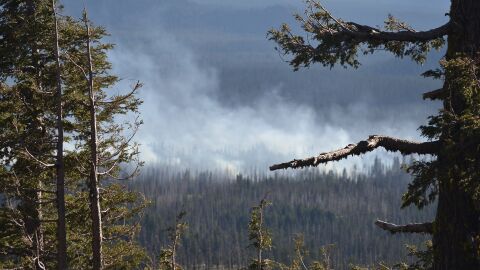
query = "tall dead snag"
(51, 0, 67, 268)
(269, 0, 480, 269)
(83, 10, 103, 270)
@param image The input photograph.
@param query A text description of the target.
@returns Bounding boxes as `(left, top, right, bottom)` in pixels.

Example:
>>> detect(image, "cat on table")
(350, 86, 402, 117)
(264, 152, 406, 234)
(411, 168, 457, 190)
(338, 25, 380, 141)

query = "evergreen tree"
(282, 235, 335, 270)
(0, 1, 148, 268)
(59, 4, 147, 269)
(51, 0, 68, 267)
(158, 211, 188, 270)
(81, 8, 103, 269)
(248, 197, 275, 270)
(0, 0, 63, 267)
(268, 0, 480, 268)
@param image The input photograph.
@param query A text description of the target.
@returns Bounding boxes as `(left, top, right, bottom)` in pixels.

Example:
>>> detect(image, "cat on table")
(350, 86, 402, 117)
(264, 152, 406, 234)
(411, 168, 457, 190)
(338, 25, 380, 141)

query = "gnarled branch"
(375, 219, 433, 234)
(269, 135, 440, 171)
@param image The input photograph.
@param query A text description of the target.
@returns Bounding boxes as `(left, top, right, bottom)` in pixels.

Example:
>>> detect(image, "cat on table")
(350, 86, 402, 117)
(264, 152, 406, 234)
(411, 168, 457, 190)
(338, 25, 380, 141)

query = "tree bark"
(84, 11, 103, 270)
(270, 135, 439, 171)
(434, 181, 479, 269)
(258, 208, 263, 270)
(25, 1, 46, 268)
(51, 0, 67, 268)
(375, 220, 433, 234)
(433, 0, 480, 269)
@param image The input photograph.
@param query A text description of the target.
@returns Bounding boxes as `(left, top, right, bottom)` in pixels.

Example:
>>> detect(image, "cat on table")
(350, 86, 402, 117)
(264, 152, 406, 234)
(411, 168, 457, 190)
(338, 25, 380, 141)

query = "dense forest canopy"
(133, 159, 434, 269)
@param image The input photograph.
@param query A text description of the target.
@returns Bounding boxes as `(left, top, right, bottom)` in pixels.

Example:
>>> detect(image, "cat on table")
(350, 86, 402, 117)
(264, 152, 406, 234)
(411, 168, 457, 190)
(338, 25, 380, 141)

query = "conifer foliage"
(0, 0, 147, 269)
(248, 197, 274, 270)
(158, 211, 188, 270)
(268, 0, 480, 269)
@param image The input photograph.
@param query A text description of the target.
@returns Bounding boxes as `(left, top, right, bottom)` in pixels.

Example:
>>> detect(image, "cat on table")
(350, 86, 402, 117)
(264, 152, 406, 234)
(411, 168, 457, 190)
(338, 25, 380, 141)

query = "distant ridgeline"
(131, 157, 434, 269)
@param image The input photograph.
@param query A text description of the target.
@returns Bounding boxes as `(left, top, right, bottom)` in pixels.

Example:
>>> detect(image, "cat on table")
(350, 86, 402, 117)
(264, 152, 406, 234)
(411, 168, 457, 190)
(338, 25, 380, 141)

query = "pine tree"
(248, 197, 274, 270)
(0, 1, 149, 268)
(268, 0, 480, 268)
(59, 4, 147, 269)
(159, 211, 188, 270)
(81, 8, 103, 269)
(51, 0, 68, 267)
(0, 0, 64, 268)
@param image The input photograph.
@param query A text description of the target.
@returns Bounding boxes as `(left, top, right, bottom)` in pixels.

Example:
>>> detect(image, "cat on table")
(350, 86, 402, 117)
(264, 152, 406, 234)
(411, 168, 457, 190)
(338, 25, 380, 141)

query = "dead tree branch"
(270, 135, 440, 171)
(423, 88, 447, 100)
(22, 148, 55, 168)
(375, 219, 433, 234)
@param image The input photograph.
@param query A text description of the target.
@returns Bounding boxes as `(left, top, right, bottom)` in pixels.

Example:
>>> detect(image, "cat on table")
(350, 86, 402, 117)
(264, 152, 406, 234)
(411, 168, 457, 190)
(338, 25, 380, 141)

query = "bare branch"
(98, 118, 140, 164)
(375, 219, 433, 234)
(97, 81, 142, 106)
(270, 135, 440, 171)
(104, 161, 141, 181)
(63, 52, 89, 82)
(97, 159, 119, 176)
(22, 148, 55, 168)
(423, 88, 447, 100)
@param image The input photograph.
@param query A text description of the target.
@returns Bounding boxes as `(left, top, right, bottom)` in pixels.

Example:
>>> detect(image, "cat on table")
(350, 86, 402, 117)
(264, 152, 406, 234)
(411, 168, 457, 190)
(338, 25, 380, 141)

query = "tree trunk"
(258, 210, 263, 270)
(84, 12, 103, 270)
(434, 180, 479, 269)
(172, 237, 177, 270)
(433, 0, 480, 269)
(25, 1, 45, 268)
(51, 0, 67, 268)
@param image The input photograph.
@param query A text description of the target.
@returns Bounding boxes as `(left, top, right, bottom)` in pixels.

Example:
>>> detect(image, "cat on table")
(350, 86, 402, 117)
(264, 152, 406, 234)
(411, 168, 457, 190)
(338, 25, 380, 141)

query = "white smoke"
(107, 27, 434, 173)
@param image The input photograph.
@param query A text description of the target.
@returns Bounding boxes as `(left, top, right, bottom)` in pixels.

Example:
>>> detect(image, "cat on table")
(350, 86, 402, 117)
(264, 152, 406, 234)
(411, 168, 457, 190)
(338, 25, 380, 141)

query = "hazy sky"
(64, 0, 450, 172)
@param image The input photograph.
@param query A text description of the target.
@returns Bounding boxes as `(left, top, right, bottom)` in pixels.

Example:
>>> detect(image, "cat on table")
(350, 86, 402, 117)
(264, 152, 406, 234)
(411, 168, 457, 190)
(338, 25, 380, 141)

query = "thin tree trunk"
(25, 1, 46, 268)
(433, 0, 480, 269)
(51, 0, 67, 268)
(172, 236, 177, 270)
(258, 210, 262, 270)
(84, 10, 103, 270)
(34, 184, 45, 270)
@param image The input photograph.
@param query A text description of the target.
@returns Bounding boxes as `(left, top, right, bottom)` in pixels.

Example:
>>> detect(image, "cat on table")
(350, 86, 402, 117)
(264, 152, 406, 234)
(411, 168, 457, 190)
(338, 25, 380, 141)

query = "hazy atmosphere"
(63, 0, 449, 172)
(5, 0, 480, 269)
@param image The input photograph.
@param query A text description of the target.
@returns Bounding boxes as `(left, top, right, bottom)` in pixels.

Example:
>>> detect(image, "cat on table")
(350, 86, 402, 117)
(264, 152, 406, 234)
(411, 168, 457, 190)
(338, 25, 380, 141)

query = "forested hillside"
(132, 158, 435, 269)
